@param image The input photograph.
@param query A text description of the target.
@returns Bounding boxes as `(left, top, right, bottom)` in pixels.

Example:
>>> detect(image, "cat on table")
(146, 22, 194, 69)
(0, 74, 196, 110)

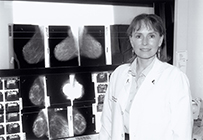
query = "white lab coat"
(98, 57, 193, 140)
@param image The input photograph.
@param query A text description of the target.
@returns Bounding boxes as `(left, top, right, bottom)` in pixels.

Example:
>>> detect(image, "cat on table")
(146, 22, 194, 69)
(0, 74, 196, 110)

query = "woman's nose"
(142, 37, 148, 46)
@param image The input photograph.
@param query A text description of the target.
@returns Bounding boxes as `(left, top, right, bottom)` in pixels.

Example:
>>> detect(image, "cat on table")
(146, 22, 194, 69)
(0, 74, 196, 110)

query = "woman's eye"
(135, 35, 141, 39)
(150, 34, 156, 38)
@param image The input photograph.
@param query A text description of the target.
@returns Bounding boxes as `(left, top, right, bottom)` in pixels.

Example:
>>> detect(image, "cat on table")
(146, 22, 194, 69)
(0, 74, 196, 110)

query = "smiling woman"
(130, 27, 163, 63)
(98, 13, 192, 140)
(128, 14, 165, 61)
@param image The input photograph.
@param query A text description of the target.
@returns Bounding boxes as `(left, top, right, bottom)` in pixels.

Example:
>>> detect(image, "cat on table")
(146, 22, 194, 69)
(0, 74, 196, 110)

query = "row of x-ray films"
(11, 24, 133, 69)
(0, 71, 111, 140)
(92, 72, 111, 133)
(0, 77, 22, 140)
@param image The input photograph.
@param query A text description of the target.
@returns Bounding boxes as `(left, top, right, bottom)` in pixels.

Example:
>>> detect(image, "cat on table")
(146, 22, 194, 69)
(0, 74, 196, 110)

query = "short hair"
(127, 13, 166, 37)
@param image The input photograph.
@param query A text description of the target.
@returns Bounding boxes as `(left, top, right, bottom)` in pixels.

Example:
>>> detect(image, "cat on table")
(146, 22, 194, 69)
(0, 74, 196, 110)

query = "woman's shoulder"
(114, 63, 130, 73)
(160, 61, 188, 79)
(162, 61, 183, 73)
(110, 63, 130, 78)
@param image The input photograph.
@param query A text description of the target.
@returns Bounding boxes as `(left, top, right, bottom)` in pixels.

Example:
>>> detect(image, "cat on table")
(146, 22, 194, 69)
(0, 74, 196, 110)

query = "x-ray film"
(79, 26, 106, 66)
(13, 24, 45, 69)
(49, 26, 79, 67)
(20, 75, 46, 113)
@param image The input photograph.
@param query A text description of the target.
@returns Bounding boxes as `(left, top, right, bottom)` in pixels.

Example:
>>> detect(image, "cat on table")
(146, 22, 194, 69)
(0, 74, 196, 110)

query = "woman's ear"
(158, 35, 164, 47)
(129, 37, 133, 47)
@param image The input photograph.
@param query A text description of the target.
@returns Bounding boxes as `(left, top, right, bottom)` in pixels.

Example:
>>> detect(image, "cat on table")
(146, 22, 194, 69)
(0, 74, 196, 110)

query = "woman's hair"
(127, 13, 166, 37)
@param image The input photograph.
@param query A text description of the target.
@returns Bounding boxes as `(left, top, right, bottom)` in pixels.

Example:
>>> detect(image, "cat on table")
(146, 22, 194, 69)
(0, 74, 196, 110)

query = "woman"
(98, 14, 193, 140)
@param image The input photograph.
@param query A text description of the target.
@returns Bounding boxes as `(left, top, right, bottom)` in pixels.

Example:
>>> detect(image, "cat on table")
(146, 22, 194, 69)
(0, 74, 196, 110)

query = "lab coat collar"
(128, 57, 156, 78)
(130, 56, 166, 88)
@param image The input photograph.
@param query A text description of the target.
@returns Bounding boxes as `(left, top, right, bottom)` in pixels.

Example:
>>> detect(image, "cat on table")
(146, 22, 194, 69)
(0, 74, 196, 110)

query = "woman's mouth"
(140, 48, 151, 52)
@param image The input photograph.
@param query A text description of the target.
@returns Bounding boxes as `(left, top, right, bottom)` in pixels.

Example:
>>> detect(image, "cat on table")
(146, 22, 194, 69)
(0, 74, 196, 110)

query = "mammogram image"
(20, 75, 46, 113)
(49, 26, 79, 67)
(79, 26, 106, 66)
(29, 76, 45, 106)
(22, 26, 44, 64)
(30, 107, 91, 139)
(13, 24, 45, 68)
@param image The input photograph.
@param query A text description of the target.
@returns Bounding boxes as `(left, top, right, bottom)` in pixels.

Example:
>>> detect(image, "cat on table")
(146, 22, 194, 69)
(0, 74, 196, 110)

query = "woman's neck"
(136, 56, 155, 75)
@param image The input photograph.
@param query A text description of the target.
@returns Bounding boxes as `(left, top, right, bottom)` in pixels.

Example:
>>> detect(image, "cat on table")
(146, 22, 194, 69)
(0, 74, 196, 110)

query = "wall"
(174, 0, 203, 102)
(187, 0, 203, 101)
(0, 1, 13, 69)
(12, 1, 154, 25)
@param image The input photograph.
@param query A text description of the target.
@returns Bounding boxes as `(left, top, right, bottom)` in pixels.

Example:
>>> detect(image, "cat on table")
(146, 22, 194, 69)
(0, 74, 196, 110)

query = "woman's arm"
(169, 71, 193, 140)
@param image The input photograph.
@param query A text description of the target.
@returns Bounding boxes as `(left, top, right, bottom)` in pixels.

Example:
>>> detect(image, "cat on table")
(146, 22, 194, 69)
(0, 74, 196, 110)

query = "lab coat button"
(121, 111, 124, 115)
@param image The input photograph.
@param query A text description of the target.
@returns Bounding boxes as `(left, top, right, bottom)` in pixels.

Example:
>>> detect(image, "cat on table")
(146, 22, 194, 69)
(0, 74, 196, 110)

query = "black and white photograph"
(1, 0, 203, 139)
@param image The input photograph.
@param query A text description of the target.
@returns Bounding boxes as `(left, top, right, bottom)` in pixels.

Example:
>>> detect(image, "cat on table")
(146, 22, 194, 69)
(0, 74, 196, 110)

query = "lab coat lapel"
(111, 71, 132, 140)
(117, 72, 132, 113)
(117, 57, 164, 112)
(144, 57, 165, 87)
(128, 59, 169, 139)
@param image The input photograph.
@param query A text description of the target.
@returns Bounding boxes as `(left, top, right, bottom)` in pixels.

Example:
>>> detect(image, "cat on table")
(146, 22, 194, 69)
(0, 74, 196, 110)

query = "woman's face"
(129, 24, 163, 60)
